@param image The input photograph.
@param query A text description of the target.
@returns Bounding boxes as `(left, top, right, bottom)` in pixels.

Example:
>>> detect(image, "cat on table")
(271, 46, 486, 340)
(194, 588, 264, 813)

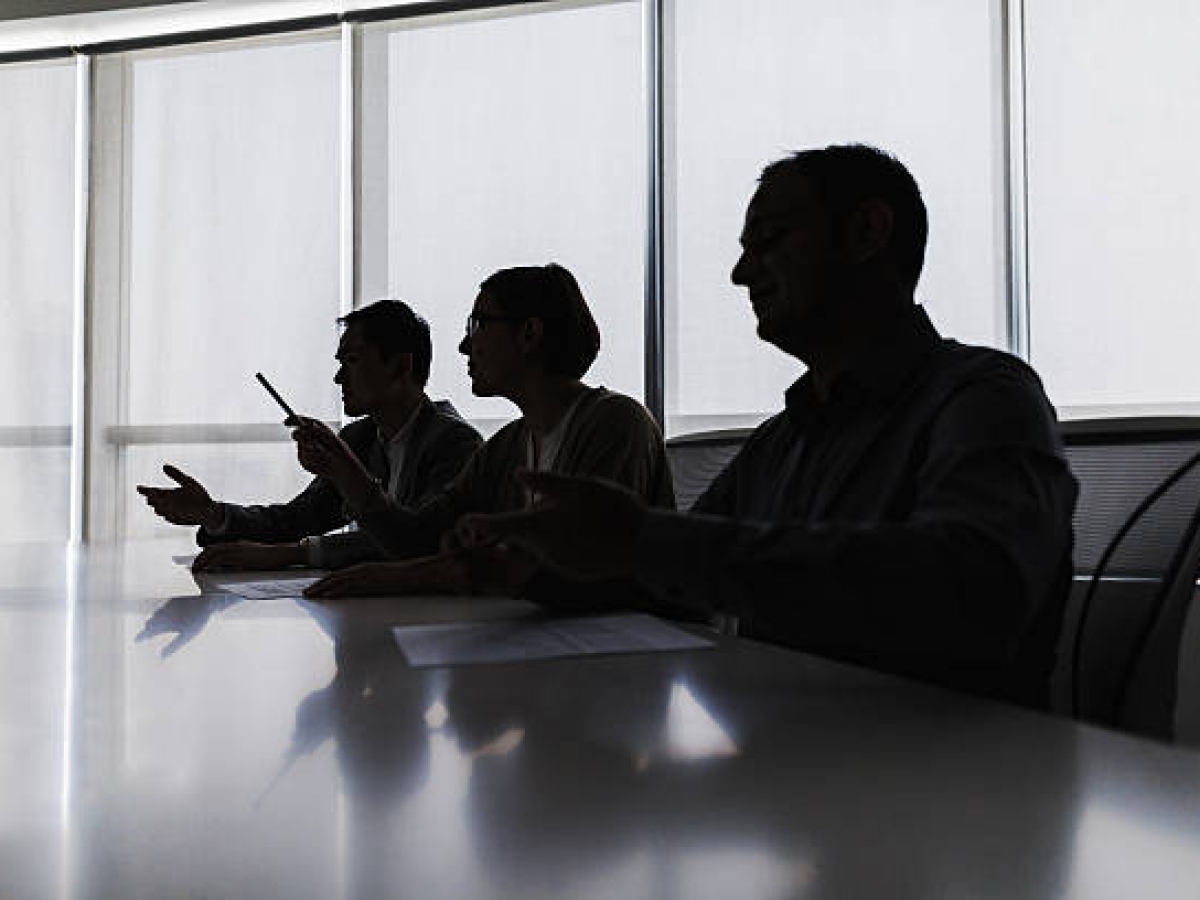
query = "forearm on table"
(632, 511, 1032, 662)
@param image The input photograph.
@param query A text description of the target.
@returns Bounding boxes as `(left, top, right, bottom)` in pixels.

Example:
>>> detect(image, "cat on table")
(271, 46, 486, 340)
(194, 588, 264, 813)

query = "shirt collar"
(784, 304, 942, 419)
(377, 394, 427, 449)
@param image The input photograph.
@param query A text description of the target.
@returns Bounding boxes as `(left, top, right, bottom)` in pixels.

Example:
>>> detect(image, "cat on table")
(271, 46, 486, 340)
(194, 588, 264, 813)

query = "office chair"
(1060, 418, 1200, 740)
(663, 428, 753, 636)
(664, 428, 754, 512)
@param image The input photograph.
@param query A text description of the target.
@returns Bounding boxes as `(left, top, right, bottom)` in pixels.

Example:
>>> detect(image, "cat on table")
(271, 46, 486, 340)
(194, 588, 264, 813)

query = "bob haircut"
(479, 263, 601, 379)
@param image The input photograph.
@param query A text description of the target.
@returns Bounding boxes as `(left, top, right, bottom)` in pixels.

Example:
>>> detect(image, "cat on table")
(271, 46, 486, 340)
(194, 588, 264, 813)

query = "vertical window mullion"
(1003, 0, 1031, 361)
(341, 21, 357, 321)
(643, 0, 665, 427)
(69, 54, 91, 544)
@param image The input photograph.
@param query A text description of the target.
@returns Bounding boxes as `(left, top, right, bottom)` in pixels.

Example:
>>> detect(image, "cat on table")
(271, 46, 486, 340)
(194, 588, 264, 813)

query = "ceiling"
(1, 1, 199, 21)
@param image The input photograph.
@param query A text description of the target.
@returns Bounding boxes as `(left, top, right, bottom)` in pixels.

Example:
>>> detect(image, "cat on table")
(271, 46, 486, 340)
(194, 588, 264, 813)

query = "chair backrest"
(665, 428, 755, 512)
(1058, 417, 1200, 739)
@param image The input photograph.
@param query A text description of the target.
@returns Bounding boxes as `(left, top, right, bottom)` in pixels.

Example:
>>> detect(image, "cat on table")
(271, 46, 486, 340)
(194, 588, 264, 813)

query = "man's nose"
(458, 334, 470, 356)
(731, 250, 751, 286)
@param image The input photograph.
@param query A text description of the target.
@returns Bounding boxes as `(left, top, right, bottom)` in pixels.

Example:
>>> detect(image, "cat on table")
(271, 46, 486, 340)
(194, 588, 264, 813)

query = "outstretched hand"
(136, 464, 222, 530)
(452, 470, 647, 581)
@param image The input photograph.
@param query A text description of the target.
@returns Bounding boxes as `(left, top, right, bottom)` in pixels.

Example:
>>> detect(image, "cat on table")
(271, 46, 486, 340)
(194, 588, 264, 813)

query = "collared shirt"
(380, 401, 422, 500)
(635, 305, 1078, 708)
(524, 390, 588, 506)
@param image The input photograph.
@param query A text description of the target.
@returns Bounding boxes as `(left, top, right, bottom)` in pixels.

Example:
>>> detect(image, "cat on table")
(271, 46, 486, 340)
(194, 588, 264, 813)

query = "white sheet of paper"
(216, 577, 321, 600)
(392, 613, 712, 668)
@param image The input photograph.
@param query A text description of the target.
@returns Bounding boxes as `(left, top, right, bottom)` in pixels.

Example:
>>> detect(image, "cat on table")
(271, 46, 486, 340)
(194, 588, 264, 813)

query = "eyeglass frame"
(464, 312, 524, 338)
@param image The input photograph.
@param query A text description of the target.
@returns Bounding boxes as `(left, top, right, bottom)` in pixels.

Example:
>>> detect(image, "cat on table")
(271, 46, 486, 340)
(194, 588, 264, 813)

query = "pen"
(255, 371, 298, 421)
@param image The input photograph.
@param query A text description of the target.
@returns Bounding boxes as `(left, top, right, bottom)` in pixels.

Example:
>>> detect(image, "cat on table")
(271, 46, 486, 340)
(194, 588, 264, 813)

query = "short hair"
(338, 299, 432, 387)
(479, 264, 601, 379)
(760, 144, 928, 290)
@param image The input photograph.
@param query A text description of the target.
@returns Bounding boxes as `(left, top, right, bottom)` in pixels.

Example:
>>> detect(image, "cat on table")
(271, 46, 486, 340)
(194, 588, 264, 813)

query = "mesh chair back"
(1067, 421, 1200, 575)
(1060, 418, 1200, 738)
(665, 429, 754, 512)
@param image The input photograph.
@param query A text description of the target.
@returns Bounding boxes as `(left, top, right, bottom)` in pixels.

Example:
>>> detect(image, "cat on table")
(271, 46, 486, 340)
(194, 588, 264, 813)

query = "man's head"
(458, 263, 601, 397)
(335, 299, 431, 418)
(731, 144, 927, 357)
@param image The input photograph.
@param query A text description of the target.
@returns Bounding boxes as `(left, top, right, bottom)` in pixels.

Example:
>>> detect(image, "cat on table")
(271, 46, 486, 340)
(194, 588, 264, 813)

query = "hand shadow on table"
(135, 592, 243, 658)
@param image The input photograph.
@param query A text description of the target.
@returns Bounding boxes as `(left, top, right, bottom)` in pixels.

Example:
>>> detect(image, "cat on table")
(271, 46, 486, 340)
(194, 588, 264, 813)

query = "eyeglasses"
(465, 312, 521, 337)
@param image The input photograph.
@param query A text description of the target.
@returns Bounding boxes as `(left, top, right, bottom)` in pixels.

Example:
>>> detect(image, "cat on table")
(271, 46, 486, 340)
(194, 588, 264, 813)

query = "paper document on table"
(392, 613, 712, 668)
(216, 577, 321, 600)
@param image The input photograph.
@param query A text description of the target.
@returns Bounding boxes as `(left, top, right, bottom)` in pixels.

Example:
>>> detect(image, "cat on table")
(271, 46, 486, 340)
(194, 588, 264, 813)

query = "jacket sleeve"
(195, 420, 374, 548)
(196, 475, 348, 547)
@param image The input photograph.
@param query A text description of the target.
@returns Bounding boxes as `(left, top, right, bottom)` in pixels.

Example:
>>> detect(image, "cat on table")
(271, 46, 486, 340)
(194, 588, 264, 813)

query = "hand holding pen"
(256, 371, 379, 506)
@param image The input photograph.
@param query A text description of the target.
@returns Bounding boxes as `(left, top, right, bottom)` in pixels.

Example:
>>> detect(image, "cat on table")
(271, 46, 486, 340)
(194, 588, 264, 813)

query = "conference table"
(4, 539, 1200, 899)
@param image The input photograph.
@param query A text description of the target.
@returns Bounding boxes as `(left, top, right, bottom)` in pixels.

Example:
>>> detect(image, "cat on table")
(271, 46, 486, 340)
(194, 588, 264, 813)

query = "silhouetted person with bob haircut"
(453, 145, 1078, 709)
(297, 263, 673, 598)
(137, 299, 481, 571)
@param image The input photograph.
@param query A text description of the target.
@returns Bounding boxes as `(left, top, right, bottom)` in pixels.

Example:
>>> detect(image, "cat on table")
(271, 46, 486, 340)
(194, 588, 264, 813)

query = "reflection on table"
(2, 539, 1199, 899)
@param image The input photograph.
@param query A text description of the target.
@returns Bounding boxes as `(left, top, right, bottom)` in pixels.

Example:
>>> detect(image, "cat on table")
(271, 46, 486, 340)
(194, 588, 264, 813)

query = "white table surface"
(3, 538, 1200, 899)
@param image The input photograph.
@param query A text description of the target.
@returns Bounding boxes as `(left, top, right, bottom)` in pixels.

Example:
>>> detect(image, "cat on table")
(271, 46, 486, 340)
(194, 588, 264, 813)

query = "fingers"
(290, 417, 336, 444)
(191, 547, 224, 572)
(137, 465, 206, 523)
(442, 520, 503, 555)
(513, 469, 596, 506)
(162, 464, 201, 490)
(291, 421, 343, 476)
(303, 561, 432, 599)
(192, 545, 248, 572)
(455, 509, 547, 553)
(138, 488, 188, 523)
(303, 568, 365, 600)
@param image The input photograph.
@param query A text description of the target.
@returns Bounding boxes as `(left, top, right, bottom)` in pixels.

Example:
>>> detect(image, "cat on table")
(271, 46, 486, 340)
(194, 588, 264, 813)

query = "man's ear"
(388, 351, 414, 382)
(846, 198, 895, 264)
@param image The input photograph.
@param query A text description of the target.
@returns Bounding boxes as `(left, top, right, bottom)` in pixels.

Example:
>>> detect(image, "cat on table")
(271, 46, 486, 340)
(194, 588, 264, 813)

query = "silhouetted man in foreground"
(456, 144, 1078, 708)
(137, 300, 481, 571)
